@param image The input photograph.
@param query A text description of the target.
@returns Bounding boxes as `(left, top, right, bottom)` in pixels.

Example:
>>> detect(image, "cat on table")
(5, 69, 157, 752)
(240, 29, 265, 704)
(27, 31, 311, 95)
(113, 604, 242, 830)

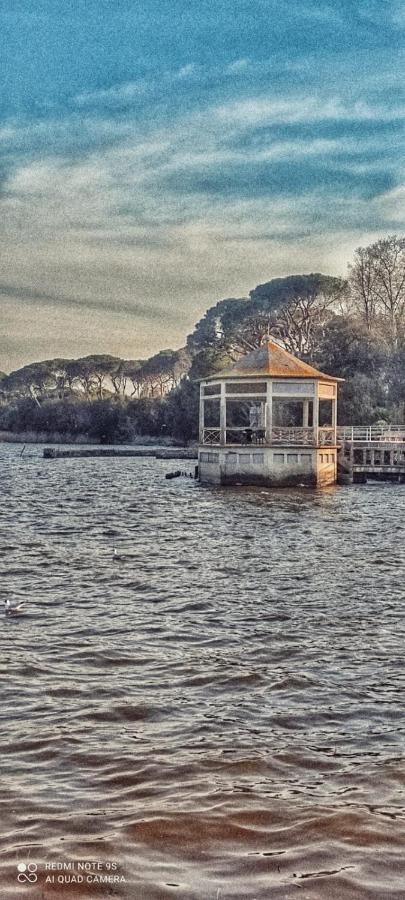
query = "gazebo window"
(319, 399, 333, 426)
(226, 382, 267, 394)
(226, 399, 265, 428)
(203, 384, 221, 396)
(203, 399, 220, 427)
(273, 399, 313, 427)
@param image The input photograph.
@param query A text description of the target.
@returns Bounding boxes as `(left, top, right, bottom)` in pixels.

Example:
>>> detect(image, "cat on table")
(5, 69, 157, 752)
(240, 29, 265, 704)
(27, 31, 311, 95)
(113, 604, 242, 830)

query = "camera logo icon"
(17, 862, 38, 883)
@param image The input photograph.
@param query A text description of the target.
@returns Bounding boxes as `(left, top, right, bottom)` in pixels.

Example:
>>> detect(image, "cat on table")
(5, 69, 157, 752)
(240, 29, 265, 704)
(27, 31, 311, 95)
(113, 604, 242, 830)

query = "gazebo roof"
(205, 338, 341, 382)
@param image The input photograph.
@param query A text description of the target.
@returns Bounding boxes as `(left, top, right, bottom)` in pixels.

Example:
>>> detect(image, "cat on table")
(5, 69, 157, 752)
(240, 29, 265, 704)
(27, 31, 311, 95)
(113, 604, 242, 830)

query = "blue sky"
(1, 0, 404, 369)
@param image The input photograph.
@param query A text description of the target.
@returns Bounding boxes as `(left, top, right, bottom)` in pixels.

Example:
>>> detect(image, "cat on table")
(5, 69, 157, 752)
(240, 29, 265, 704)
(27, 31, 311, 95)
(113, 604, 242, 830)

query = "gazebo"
(198, 337, 342, 487)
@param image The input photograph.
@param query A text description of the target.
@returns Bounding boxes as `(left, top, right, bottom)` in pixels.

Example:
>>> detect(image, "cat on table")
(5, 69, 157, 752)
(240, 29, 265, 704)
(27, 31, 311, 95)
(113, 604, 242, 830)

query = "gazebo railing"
(203, 428, 221, 445)
(270, 426, 315, 446)
(226, 427, 266, 445)
(318, 427, 335, 446)
(202, 426, 337, 447)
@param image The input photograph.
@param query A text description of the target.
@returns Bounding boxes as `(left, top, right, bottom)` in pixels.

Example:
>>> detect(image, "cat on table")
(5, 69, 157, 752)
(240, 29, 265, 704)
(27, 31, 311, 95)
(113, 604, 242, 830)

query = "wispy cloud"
(72, 63, 201, 109)
(0, 0, 404, 368)
(74, 81, 147, 108)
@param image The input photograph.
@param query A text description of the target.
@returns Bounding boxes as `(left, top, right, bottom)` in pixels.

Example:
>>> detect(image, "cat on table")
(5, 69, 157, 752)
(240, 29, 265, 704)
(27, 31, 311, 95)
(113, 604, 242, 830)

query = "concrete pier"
(43, 447, 198, 460)
(337, 427, 405, 483)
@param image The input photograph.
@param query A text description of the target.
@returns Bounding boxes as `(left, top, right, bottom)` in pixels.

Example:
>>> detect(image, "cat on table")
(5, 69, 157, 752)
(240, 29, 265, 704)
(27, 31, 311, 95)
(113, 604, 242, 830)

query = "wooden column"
(313, 382, 319, 445)
(199, 384, 204, 443)
(332, 388, 337, 443)
(303, 399, 309, 428)
(266, 380, 272, 444)
(220, 381, 226, 446)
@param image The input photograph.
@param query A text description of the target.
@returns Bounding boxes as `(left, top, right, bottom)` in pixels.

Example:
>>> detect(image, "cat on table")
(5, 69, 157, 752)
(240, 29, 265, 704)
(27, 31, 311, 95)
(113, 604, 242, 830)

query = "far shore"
(0, 430, 191, 448)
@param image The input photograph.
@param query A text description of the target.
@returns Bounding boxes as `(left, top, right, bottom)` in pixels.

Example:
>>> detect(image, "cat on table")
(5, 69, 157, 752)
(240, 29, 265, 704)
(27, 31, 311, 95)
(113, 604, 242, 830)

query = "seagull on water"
(113, 547, 125, 562)
(4, 599, 26, 616)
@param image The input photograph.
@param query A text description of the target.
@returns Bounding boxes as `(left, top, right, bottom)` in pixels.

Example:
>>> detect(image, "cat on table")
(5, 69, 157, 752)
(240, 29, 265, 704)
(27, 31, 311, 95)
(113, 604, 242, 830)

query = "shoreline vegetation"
(0, 430, 183, 447)
(1, 236, 405, 445)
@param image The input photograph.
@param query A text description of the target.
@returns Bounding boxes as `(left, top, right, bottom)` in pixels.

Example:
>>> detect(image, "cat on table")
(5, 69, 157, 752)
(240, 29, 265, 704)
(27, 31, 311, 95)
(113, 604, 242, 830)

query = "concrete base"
(198, 446, 337, 487)
(337, 472, 353, 486)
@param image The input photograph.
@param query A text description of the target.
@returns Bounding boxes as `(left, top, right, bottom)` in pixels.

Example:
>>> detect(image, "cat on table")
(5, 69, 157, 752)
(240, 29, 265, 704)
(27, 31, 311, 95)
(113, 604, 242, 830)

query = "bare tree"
(370, 236, 405, 347)
(110, 360, 128, 397)
(348, 247, 378, 330)
(348, 236, 405, 347)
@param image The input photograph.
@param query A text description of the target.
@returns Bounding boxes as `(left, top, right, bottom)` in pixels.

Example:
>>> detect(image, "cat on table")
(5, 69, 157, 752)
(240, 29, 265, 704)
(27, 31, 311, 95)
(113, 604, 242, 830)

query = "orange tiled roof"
(206, 338, 341, 382)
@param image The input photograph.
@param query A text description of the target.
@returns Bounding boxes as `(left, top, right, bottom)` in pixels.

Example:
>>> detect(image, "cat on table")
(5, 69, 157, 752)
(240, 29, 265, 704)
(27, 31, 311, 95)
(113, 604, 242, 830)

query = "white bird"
(4, 599, 26, 616)
(113, 548, 125, 562)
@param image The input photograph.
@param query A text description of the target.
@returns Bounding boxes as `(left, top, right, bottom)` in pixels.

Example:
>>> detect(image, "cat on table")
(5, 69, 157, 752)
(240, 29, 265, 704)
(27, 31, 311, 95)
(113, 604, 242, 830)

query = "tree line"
(0, 348, 190, 403)
(1, 234, 405, 443)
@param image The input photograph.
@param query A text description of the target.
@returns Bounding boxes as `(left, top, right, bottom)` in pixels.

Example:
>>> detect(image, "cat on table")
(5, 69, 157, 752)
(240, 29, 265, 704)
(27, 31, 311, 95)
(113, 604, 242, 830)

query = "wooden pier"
(337, 426, 405, 483)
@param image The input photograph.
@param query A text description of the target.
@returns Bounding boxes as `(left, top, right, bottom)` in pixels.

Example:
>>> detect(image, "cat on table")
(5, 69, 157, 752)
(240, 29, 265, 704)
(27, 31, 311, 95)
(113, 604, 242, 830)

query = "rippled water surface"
(1, 443, 405, 899)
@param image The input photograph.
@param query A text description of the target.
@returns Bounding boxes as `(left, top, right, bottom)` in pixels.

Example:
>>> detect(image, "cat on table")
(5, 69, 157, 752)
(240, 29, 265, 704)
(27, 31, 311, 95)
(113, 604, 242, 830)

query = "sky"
(1, 0, 405, 371)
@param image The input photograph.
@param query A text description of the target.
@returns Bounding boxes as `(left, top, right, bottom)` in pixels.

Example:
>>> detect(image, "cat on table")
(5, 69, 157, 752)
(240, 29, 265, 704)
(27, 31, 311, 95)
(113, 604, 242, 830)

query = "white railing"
(203, 428, 221, 445)
(271, 426, 315, 446)
(226, 427, 266, 445)
(337, 425, 405, 442)
(202, 426, 338, 447)
(318, 427, 335, 446)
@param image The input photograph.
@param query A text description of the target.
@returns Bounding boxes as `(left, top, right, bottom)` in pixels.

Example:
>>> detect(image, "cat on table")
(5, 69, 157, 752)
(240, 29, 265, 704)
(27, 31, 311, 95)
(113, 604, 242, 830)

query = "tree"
(123, 360, 145, 397)
(348, 236, 405, 347)
(348, 246, 378, 330)
(386, 349, 405, 421)
(163, 380, 199, 443)
(338, 373, 389, 425)
(2, 360, 65, 401)
(110, 359, 128, 398)
(135, 349, 191, 398)
(187, 275, 345, 362)
(313, 315, 386, 379)
(187, 298, 249, 354)
(65, 358, 97, 398)
(72, 355, 121, 399)
(248, 274, 346, 358)
(86, 400, 131, 443)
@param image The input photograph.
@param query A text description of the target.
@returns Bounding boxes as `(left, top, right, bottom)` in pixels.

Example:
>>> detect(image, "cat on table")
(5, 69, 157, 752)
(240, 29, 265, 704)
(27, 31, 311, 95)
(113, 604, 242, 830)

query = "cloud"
(72, 63, 200, 110)
(74, 81, 147, 107)
(226, 58, 250, 73)
(1, 51, 404, 369)
(175, 63, 196, 79)
(212, 95, 405, 129)
(377, 184, 405, 224)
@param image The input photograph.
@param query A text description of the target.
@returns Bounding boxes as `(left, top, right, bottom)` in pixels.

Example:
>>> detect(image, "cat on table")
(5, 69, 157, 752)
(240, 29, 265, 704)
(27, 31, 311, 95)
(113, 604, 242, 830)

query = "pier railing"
(337, 425, 405, 442)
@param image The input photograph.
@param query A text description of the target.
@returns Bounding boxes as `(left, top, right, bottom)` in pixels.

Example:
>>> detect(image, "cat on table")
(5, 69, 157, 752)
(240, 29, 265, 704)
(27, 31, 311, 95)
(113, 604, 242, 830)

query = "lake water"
(1, 443, 405, 899)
